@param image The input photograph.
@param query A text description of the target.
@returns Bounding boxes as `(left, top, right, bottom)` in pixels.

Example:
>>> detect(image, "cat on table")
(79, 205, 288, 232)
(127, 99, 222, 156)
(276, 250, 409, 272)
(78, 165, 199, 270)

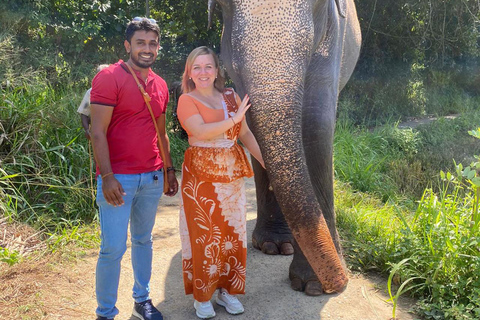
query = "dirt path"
(0, 176, 418, 320)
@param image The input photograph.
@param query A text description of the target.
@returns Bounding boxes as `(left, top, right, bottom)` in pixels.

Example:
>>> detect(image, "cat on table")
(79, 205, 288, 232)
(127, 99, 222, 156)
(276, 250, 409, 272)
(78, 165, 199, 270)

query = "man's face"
(124, 30, 159, 69)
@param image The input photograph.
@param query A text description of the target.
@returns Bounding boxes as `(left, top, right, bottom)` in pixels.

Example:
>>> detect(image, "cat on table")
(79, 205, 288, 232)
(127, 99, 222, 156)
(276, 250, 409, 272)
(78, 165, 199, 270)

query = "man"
(90, 17, 178, 320)
(77, 64, 109, 140)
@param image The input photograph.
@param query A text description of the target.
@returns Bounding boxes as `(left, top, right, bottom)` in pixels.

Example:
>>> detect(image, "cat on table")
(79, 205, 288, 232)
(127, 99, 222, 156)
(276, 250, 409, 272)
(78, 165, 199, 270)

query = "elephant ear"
(335, 0, 347, 18)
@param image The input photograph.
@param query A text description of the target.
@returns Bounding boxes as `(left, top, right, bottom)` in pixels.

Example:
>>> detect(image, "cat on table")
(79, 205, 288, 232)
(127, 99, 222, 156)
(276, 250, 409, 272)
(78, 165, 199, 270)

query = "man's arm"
(156, 113, 178, 196)
(90, 103, 126, 206)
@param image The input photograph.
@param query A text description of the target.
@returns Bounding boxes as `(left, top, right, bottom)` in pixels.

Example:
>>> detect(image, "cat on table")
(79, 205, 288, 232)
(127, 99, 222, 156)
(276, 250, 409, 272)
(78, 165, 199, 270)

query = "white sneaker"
(215, 289, 244, 315)
(194, 300, 216, 319)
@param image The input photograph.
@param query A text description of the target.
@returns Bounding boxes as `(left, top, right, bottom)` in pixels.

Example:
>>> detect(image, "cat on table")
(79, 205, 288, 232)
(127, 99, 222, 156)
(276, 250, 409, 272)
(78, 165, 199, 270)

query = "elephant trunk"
(248, 87, 347, 293)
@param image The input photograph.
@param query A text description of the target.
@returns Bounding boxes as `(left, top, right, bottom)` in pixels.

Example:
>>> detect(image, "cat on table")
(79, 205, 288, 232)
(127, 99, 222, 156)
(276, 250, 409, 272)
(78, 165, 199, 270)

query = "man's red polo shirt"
(90, 60, 169, 175)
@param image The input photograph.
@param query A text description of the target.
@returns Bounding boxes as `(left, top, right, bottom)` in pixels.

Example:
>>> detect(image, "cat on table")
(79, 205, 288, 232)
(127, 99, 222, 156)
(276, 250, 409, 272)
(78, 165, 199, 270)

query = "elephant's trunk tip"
(324, 273, 349, 294)
(298, 216, 349, 294)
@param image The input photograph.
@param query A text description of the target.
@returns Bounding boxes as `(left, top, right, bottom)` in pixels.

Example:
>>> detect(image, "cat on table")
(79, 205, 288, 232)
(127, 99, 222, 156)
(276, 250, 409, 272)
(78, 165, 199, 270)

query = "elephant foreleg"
(251, 158, 294, 255)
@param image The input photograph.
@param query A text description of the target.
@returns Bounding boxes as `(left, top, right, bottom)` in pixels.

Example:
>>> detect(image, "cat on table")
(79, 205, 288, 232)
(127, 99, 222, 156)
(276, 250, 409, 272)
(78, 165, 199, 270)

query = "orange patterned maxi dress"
(178, 89, 254, 301)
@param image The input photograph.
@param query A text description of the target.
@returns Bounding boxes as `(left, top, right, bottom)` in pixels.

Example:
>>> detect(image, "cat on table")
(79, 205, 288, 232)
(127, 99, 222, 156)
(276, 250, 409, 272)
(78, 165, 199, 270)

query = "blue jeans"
(95, 170, 163, 319)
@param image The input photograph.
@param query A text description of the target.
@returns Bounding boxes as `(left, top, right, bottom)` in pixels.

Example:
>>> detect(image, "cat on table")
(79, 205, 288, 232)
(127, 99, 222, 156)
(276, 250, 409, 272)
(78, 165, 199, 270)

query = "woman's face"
(190, 54, 218, 90)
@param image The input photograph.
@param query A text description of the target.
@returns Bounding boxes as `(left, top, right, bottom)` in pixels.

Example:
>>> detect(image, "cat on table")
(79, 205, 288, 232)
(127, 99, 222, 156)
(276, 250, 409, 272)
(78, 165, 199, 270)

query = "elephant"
(207, 0, 361, 295)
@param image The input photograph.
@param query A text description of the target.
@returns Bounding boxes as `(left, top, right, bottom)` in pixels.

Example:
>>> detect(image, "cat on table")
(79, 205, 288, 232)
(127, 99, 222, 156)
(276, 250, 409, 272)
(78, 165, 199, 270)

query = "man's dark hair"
(125, 18, 160, 43)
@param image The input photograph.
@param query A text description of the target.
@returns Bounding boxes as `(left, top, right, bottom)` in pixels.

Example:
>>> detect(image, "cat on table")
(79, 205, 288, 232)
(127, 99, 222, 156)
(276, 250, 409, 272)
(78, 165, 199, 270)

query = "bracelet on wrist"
(101, 172, 114, 179)
(166, 167, 176, 173)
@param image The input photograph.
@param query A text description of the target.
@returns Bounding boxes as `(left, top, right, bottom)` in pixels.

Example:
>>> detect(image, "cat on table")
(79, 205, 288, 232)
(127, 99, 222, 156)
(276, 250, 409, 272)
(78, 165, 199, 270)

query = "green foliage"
(338, 128, 480, 320)
(398, 180, 480, 319)
(0, 246, 20, 266)
(356, 0, 480, 72)
(415, 113, 480, 174)
(165, 104, 189, 168)
(46, 222, 100, 253)
(334, 119, 426, 201)
(334, 112, 480, 200)
(0, 0, 223, 89)
(335, 183, 402, 271)
(340, 67, 480, 126)
(0, 0, 133, 87)
(334, 120, 398, 201)
(342, 1, 480, 126)
(340, 66, 426, 125)
(154, 0, 222, 84)
(387, 258, 425, 320)
(0, 84, 97, 231)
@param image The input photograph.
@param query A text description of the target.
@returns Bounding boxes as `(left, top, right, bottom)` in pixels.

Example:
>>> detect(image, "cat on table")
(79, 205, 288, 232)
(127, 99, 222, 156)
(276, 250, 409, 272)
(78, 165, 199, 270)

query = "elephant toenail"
(290, 277, 303, 292)
(262, 241, 280, 255)
(305, 280, 324, 296)
(280, 242, 294, 255)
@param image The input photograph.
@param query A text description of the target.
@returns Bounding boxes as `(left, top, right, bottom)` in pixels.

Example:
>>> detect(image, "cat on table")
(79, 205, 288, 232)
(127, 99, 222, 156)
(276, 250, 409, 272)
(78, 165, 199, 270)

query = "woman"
(177, 46, 264, 319)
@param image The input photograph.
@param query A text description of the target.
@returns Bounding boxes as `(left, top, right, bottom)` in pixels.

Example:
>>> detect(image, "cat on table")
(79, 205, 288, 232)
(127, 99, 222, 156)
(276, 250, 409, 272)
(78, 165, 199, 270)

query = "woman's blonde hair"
(181, 46, 225, 93)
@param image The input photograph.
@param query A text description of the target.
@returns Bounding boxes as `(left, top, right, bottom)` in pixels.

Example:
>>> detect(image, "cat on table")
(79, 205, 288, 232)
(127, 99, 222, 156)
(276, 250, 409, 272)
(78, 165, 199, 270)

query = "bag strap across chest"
(124, 62, 169, 193)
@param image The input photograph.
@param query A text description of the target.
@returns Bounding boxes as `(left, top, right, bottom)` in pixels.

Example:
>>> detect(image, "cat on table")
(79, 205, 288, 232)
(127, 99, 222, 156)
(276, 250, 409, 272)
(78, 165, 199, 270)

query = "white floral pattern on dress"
(221, 235, 239, 255)
(180, 167, 247, 294)
(213, 179, 247, 248)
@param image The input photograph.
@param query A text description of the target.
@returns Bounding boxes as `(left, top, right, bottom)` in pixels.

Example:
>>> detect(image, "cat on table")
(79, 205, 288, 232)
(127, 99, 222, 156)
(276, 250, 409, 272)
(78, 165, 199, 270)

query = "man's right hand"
(101, 175, 126, 206)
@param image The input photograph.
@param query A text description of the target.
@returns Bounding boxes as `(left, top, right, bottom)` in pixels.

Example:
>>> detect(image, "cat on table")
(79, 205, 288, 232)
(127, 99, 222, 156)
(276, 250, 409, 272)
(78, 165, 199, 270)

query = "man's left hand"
(165, 171, 178, 196)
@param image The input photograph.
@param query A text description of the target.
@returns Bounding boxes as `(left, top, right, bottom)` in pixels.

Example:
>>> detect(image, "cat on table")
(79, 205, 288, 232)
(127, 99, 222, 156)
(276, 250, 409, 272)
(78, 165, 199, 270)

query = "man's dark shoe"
(133, 299, 163, 320)
(96, 317, 114, 320)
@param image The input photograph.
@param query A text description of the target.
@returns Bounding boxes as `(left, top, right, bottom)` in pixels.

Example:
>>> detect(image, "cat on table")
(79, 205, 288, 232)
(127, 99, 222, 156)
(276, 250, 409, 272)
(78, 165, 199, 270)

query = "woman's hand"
(232, 94, 251, 124)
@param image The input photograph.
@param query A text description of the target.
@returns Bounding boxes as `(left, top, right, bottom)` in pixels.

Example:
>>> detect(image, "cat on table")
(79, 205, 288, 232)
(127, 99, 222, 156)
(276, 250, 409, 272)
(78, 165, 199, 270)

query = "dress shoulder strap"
(222, 88, 238, 113)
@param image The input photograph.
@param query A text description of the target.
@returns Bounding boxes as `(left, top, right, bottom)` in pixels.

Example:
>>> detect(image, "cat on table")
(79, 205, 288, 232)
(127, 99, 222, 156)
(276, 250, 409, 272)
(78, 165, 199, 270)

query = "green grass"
(334, 119, 420, 201)
(334, 111, 480, 202)
(337, 177, 480, 319)
(0, 83, 100, 258)
(336, 128, 480, 320)
(1, 85, 96, 227)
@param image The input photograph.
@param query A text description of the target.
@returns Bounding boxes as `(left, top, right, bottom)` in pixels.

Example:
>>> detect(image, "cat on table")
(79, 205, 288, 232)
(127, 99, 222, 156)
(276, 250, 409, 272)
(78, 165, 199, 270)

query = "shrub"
(338, 128, 480, 320)
(1, 84, 96, 230)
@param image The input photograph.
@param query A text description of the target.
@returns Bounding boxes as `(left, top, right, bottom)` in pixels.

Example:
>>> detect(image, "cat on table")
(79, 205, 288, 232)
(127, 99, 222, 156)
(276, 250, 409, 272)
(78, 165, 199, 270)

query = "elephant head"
(209, 0, 361, 293)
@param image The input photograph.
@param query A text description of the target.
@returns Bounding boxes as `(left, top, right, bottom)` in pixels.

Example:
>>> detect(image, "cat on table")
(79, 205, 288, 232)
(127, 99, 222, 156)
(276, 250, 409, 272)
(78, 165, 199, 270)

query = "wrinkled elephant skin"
(209, 0, 361, 294)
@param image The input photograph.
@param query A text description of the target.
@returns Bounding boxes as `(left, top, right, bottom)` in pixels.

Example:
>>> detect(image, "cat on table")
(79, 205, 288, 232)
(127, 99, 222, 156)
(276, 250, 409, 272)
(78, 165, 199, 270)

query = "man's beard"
(130, 53, 155, 69)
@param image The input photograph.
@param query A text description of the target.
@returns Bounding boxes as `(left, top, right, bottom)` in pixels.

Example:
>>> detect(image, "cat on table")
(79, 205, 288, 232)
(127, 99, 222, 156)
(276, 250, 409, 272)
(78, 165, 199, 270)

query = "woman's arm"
(183, 113, 237, 141)
(239, 120, 265, 169)
(181, 94, 251, 141)
(234, 93, 265, 168)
